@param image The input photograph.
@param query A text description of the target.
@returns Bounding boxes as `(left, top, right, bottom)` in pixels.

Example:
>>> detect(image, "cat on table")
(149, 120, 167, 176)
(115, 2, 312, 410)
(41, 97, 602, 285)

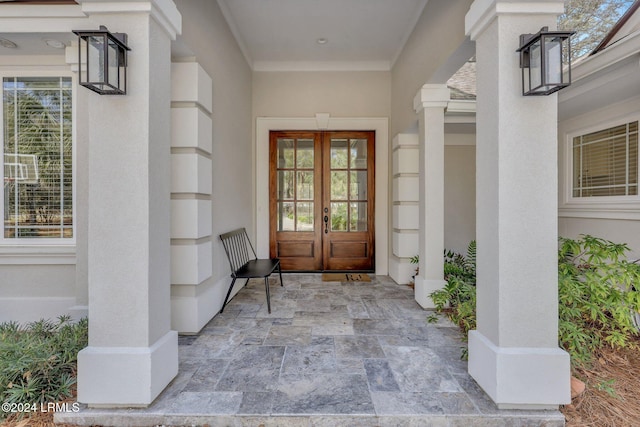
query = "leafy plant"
(0, 316, 88, 419)
(430, 235, 640, 370)
(558, 235, 640, 368)
(430, 240, 477, 335)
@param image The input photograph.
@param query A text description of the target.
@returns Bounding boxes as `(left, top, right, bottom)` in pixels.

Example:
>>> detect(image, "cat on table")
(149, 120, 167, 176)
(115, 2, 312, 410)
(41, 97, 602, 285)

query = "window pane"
(297, 139, 314, 168)
(331, 202, 347, 231)
(296, 202, 314, 231)
(296, 171, 313, 200)
(350, 171, 367, 200)
(277, 202, 294, 231)
(350, 139, 367, 169)
(573, 145, 581, 195)
(331, 139, 348, 169)
(3, 77, 73, 239)
(331, 171, 348, 200)
(277, 138, 294, 168)
(350, 202, 367, 231)
(630, 131, 638, 187)
(572, 120, 639, 198)
(277, 171, 294, 199)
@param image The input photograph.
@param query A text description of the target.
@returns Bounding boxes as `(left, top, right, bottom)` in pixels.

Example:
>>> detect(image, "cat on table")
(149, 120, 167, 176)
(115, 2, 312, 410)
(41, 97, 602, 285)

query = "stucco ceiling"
(216, 0, 428, 71)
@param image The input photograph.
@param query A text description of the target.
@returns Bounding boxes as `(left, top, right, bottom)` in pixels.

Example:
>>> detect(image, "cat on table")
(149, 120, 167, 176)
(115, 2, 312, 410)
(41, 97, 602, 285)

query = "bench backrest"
(220, 228, 258, 276)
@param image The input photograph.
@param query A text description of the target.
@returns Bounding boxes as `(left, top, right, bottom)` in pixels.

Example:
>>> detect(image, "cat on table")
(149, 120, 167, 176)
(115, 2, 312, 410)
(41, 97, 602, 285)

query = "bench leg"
(220, 277, 248, 314)
(264, 277, 271, 314)
(278, 263, 284, 287)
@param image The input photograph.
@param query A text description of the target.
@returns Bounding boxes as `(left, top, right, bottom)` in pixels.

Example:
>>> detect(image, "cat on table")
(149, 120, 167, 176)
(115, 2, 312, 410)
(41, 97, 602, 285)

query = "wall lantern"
(72, 26, 131, 95)
(516, 26, 575, 96)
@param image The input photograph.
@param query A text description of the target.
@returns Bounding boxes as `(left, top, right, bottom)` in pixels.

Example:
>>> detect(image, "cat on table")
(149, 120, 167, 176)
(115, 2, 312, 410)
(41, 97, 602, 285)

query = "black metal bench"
(219, 228, 283, 314)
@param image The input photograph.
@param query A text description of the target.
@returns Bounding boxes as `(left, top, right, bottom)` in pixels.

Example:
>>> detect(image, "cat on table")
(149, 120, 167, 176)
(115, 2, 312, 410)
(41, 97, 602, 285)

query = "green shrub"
(430, 241, 477, 335)
(558, 235, 640, 368)
(0, 315, 88, 419)
(430, 235, 640, 369)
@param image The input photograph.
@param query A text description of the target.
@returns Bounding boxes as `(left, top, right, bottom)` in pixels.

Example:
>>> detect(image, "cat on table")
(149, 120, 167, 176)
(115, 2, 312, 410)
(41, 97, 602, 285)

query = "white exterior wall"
(444, 139, 476, 255)
(170, 63, 215, 333)
(252, 71, 391, 274)
(390, 133, 476, 285)
(390, 134, 419, 284)
(171, 0, 253, 333)
(390, 0, 474, 136)
(0, 56, 82, 324)
(558, 95, 640, 259)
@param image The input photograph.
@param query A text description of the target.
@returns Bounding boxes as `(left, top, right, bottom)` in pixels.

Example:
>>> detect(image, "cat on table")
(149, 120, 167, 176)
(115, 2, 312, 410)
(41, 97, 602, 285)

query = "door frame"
(256, 115, 389, 275)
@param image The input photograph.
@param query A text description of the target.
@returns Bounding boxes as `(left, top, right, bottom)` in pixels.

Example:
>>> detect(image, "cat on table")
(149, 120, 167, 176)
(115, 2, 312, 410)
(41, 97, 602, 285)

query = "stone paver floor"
(58, 274, 564, 426)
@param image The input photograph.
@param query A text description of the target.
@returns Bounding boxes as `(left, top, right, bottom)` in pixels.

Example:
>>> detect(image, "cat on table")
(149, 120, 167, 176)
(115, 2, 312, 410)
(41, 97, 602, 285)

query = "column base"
(468, 330, 571, 409)
(414, 276, 446, 309)
(77, 330, 178, 407)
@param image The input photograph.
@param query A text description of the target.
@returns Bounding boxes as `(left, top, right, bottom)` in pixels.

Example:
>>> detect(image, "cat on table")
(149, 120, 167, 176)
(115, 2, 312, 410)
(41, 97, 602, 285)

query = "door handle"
(324, 215, 328, 234)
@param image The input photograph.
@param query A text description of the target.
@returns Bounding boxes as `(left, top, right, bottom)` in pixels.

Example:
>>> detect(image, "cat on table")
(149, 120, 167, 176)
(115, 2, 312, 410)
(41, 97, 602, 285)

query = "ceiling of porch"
(215, 0, 428, 71)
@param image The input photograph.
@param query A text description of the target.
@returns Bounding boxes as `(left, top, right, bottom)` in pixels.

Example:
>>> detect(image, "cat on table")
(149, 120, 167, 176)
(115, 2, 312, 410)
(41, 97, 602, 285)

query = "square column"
(76, 0, 182, 407)
(413, 84, 449, 308)
(465, 0, 570, 409)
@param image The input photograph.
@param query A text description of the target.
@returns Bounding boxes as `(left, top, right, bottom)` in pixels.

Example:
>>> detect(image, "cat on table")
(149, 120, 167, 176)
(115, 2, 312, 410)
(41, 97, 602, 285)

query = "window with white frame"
(2, 77, 73, 240)
(572, 120, 638, 198)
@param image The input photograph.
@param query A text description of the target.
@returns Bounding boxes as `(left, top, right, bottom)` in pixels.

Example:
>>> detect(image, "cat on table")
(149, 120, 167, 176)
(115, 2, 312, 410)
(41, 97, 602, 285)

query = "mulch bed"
(561, 335, 640, 427)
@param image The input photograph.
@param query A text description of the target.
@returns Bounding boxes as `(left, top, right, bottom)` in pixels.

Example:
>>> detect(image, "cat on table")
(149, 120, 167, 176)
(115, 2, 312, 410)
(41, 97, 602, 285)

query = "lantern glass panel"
(107, 39, 119, 89)
(529, 40, 542, 91)
(544, 35, 562, 85)
(87, 35, 105, 84)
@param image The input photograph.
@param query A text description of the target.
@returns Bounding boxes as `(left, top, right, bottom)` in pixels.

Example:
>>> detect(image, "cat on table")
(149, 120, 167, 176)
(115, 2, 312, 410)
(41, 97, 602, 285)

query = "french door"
(269, 131, 375, 271)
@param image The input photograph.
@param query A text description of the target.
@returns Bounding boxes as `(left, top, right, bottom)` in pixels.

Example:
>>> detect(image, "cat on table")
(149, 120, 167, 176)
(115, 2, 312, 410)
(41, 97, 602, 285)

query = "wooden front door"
(269, 131, 375, 271)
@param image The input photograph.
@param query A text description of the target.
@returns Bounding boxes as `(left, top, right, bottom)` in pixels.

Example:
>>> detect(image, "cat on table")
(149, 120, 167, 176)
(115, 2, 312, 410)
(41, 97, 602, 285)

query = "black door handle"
(324, 215, 328, 234)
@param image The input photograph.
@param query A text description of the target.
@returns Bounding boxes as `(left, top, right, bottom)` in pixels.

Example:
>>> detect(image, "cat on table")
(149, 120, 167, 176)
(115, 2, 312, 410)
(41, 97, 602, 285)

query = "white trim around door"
(256, 115, 389, 275)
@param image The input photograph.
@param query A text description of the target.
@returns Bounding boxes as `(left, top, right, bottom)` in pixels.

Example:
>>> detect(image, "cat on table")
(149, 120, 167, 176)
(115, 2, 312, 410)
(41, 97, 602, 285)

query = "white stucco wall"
(444, 142, 476, 255)
(0, 57, 81, 324)
(558, 94, 640, 259)
(252, 70, 391, 275)
(253, 71, 391, 118)
(171, 0, 252, 332)
(390, 0, 473, 136)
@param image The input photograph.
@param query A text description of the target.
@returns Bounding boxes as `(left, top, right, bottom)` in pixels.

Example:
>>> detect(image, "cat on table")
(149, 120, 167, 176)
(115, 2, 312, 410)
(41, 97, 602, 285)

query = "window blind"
(2, 77, 73, 239)
(572, 121, 638, 197)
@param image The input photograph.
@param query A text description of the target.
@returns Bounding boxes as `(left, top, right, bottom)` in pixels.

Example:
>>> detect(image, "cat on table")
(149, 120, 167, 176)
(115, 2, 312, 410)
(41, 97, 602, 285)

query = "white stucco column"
(76, 0, 182, 407)
(465, 0, 570, 409)
(413, 84, 449, 308)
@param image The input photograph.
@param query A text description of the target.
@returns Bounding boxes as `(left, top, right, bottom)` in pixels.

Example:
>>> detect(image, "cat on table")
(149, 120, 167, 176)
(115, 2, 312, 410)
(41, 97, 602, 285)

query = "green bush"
(0, 315, 88, 418)
(558, 235, 640, 367)
(430, 236, 640, 369)
(430, 241, 477, 335)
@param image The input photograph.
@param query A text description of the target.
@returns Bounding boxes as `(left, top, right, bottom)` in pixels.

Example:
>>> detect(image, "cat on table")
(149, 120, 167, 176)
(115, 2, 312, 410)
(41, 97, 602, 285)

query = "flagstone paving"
(57, 274, 565, 426)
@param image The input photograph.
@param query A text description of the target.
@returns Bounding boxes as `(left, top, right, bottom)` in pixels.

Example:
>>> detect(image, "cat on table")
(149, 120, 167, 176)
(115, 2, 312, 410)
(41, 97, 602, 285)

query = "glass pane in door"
(329, 137, 370, 232)
(276, 137, 316, 231)
(350, 139, 367, 168)
(349, 202, 367, 231)
(297, 139, 314, 168)
(331, 202, 347, 231)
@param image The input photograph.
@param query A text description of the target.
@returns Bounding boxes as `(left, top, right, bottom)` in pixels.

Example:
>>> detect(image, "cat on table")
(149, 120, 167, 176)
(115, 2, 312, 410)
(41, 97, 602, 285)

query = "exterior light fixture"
(72, 26, 131, 95)
(516, 26, 575, 96)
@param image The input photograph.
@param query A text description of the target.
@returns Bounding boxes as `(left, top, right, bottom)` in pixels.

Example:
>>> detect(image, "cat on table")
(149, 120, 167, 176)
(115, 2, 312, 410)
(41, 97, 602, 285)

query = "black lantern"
(72, 26, 131, 95)
(516, 26, 575, 96)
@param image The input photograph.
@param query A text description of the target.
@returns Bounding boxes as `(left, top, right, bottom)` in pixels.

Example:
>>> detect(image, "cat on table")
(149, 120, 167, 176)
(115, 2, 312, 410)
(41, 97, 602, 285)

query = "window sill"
(559, 202, 640, 220)
(0, 245, 76, 265)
